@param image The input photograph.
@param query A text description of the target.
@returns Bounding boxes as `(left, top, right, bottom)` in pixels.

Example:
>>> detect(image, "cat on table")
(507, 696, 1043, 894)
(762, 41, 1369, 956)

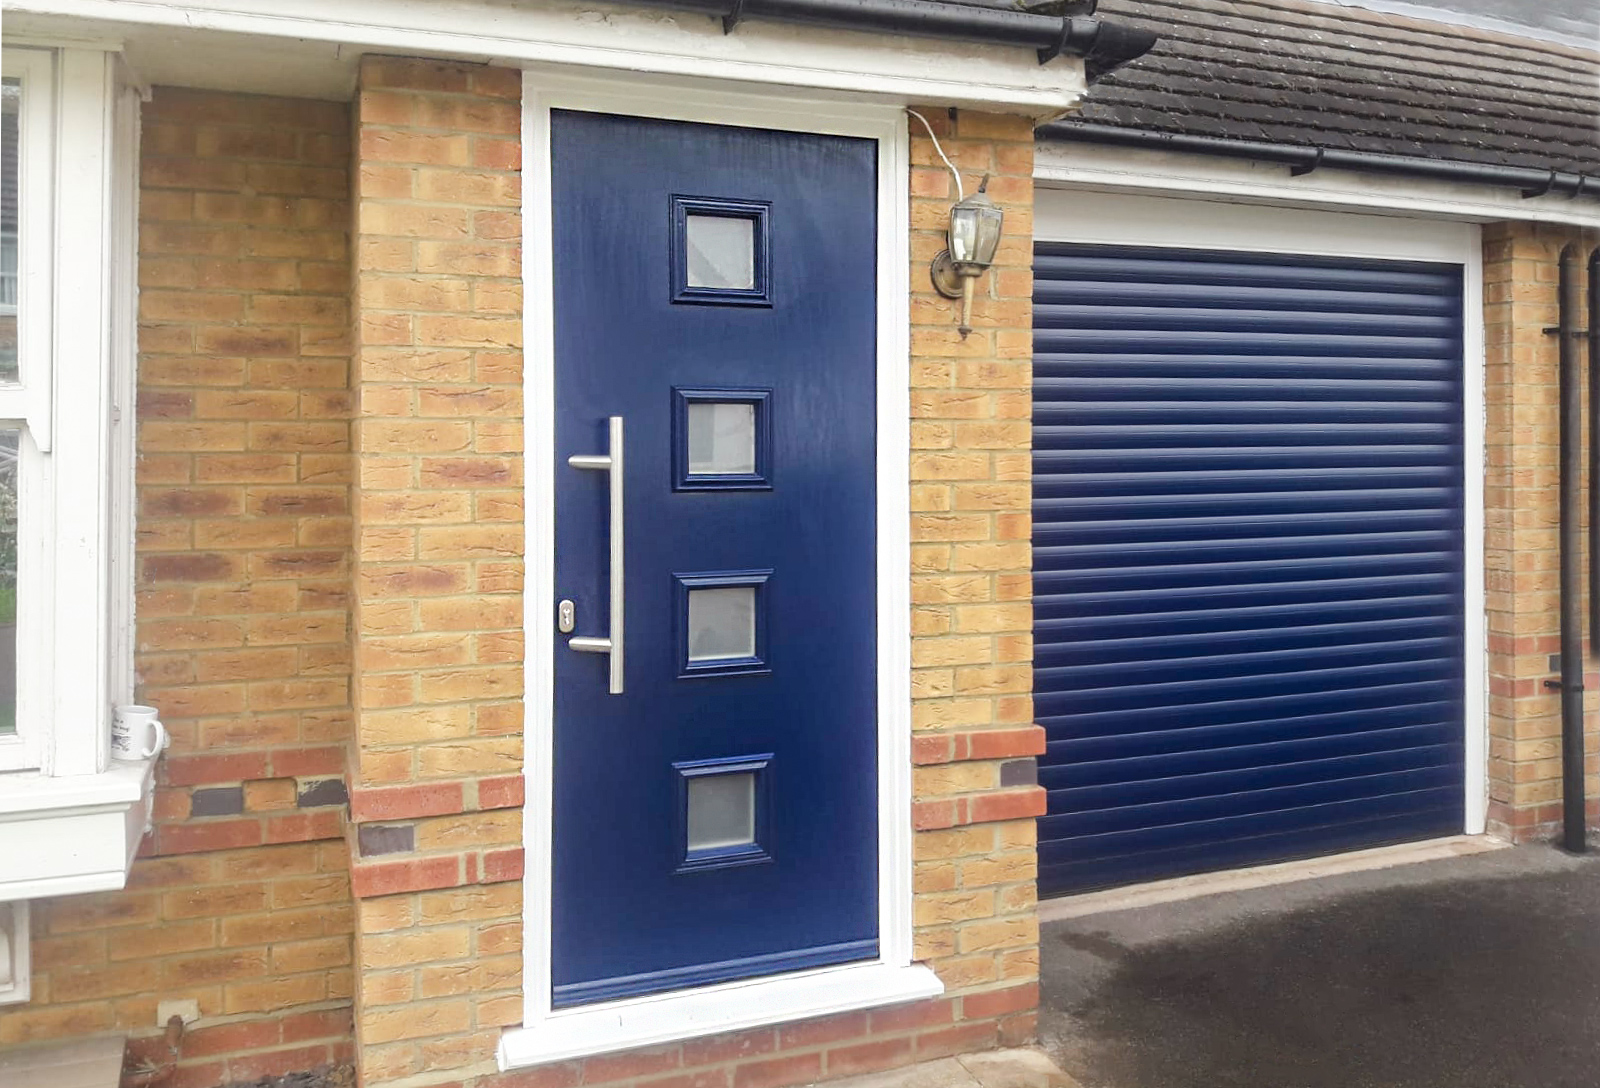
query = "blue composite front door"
(550, 111, 880, 1007)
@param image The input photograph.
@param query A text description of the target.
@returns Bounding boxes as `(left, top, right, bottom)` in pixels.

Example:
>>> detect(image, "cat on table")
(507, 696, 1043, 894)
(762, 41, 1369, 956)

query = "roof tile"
(1066, 0, 1600, 174)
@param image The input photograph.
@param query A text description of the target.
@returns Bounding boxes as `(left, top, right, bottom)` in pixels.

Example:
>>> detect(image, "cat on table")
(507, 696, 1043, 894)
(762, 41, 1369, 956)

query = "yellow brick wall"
(342, 65, 1043, 1088)
(0, 88, 356, 1084)
(347, 56, 528, 1086)
(3, 70, 1047, 1088)
(1483, 221, 1600, 841)
(905, 107, 1042, 1007)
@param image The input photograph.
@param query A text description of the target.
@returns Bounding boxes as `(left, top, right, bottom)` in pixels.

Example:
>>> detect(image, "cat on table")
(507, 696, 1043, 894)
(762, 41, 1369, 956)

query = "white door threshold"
(499, 961, 943, 1069)
(1039, 835, 1510, 922)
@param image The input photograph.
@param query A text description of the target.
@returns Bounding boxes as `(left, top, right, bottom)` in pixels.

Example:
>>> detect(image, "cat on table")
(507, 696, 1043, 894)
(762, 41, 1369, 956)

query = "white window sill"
(497, 961, 944, 1069)
(0, 759, 156, 901)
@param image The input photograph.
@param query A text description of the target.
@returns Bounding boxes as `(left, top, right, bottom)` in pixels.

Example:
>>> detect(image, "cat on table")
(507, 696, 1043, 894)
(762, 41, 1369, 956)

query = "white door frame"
(1032, 187, 1490, 840)
(505, 68, 941, 1071)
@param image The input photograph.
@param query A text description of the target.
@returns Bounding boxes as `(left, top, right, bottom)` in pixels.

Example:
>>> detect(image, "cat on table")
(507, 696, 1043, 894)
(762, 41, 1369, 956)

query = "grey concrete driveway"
(1039, 844, 1600, 1088)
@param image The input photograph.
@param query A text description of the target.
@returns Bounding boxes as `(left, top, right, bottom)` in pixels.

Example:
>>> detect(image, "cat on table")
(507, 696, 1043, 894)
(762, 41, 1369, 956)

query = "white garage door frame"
(1032, 186, 1487, 838)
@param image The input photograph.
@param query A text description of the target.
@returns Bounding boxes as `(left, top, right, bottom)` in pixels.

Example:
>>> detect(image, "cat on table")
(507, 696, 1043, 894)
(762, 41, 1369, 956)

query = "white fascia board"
(1035, 142, 1600, 229)
(4, 0, 1089, 116)
(0, 758, 155, 901)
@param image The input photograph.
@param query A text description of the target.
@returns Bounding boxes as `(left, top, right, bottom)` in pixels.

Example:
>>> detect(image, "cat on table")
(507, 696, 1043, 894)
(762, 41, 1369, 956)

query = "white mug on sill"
(112, 705, 167, 761)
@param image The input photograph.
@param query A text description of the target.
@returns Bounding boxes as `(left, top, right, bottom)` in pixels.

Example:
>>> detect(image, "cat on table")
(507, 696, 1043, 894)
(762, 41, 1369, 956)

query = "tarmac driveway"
(1038, 844, 1600, 1088)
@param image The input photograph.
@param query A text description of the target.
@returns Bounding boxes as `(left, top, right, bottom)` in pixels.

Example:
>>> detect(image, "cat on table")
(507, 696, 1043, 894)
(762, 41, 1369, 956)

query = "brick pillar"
(348, 57, 526, 1085)
(905, 108, 1043, 1043)
(1483, 221, 1600, 841)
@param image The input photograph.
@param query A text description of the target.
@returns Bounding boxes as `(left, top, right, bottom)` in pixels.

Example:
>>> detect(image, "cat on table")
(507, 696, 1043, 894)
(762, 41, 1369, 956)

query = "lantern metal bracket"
(930, 250, 964, 299)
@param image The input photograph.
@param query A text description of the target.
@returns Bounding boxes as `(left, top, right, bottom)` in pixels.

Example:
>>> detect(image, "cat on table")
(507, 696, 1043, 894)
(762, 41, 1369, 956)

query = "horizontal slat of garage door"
(1033, 244, 1466, 896)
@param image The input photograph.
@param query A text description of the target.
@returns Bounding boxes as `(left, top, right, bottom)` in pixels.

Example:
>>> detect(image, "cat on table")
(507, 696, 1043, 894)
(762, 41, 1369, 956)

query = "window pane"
(687, 402, 756, 475)
(687, 773, 755, 851)
(1, 77, 19, 384)
(685, 215, 755, 290)
(0, 428, 16, 735)
(687, 586, 756, 661)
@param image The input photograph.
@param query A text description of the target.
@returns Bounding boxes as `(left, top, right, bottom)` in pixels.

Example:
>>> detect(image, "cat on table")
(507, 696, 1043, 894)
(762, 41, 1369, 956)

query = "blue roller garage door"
(1033, 243, 1467, 897)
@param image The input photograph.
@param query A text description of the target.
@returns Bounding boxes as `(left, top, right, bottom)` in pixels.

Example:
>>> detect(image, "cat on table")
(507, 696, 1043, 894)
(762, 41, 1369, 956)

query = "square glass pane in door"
(686, 772, 756, 851)
(674, 389, 770, 490)
(685, 215, 755, 290)
(673, 753, 773, 873)
(687, 586, 756, 662)
(687, 402, 756, 475)
(676, 570, 771, 677)
(671, 197, 770, 306)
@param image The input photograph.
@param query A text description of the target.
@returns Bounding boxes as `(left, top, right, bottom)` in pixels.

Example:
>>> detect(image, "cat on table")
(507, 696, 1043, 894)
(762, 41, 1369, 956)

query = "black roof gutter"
(1041, 121, 1600, 201)
(623, 0, 1158, 79)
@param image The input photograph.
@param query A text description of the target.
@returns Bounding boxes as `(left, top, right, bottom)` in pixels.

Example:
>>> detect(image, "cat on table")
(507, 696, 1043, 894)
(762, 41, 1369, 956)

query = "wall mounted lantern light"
(930, 177, 1005, 339)
(909, 109, 1006, 339)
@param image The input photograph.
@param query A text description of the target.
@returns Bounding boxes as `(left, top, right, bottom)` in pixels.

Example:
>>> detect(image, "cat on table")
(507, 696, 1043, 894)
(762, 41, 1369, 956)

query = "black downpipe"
(1591, 247, 1600, 656)
(1558, 244, 1587, 853)
(623, 0, 1157, 76)
(1039, 122, 1600, 202)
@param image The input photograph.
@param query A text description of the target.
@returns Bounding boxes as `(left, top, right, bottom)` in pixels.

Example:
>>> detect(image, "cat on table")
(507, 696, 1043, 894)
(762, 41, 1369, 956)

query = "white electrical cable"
(907, 109, 963, 200)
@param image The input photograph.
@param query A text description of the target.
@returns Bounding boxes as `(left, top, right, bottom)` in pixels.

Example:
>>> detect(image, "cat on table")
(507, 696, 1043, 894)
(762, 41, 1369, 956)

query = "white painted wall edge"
(498, 962, 944, 1069)
(1035, 143, 1600, 230)
(5, 0, 1089, 114)
(1035, 187, 1484, 263)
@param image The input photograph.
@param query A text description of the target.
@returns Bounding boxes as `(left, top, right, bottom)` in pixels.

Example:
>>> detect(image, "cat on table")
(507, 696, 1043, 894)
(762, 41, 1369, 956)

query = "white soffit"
(3, 14, 357, 99)
(1034, 142, 1600, 230)
(3, 0, 1089, 113)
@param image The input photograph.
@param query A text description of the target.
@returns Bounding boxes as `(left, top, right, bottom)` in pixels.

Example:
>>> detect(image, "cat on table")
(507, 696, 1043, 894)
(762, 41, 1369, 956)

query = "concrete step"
(0, 1035, 125, 1088)
(804, 1049, 1082, 1088)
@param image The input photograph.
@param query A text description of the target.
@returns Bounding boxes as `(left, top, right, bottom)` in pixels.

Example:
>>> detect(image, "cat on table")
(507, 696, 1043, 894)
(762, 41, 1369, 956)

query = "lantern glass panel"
(971, 203, 1004, 266)
(947, 196, 1004, 269)
(948, 205, 981, 264)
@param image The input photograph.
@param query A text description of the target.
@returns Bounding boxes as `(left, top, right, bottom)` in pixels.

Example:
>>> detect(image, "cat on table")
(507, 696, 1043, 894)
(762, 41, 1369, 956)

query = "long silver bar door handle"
(566, 416, 625, 694)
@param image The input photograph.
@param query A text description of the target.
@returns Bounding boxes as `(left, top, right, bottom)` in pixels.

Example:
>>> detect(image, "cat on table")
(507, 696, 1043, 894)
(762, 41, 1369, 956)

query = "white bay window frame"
(0, 46, 56, 774)
(0, 42, 147, 906)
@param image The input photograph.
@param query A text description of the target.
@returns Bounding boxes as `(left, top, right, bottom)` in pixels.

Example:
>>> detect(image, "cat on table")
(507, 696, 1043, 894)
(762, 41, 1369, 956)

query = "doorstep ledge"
(0, 759, 156, 901)
(498, 961, 945, 1069)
